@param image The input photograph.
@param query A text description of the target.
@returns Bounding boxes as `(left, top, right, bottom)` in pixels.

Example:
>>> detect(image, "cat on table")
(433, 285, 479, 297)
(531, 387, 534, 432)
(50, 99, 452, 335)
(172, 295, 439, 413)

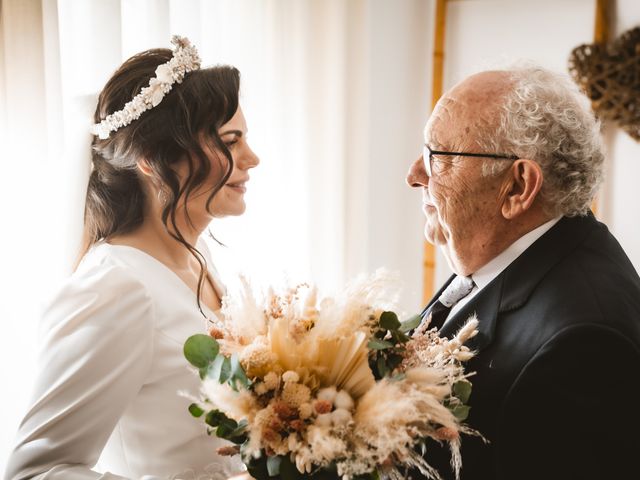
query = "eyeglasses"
(423, 144, 519, 177)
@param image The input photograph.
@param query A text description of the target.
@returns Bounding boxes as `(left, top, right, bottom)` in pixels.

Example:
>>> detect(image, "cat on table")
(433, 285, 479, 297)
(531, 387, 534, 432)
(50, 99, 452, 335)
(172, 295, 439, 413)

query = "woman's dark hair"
(81, 48, 240, 317)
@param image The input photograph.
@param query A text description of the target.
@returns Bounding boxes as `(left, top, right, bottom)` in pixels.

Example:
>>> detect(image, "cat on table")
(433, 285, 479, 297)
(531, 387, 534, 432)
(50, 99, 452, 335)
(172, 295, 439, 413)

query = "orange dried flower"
(269, 417, 284, 432)
(273, 401, 298, 420)
(435, 426, 459, 441)
(208, 327, 225, 339)
(217, 445, 240, 456)
(262, 428, 281, 443)
(288, 419, 305, 432)
(314, 399, 333, 414)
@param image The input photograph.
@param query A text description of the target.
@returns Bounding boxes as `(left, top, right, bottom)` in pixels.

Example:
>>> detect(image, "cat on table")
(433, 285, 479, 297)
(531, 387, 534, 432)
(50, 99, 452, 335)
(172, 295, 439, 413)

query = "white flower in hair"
(90, 35, 201, 139)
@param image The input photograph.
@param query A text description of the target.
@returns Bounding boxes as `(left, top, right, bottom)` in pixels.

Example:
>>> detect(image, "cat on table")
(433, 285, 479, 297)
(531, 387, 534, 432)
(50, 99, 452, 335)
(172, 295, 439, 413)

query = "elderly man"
(406, 67, 640, 480)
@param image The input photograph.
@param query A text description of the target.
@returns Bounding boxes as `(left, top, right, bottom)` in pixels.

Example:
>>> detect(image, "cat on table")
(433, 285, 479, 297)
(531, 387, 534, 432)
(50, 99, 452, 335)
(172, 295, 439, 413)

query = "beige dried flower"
(282, 370, 300, 383)
(263, 371, 280, 391)
(282, 382, 312, 407)
(298, 402, 313, 419)
(254, 382, 268, 396)
(239, 336, 278, 378)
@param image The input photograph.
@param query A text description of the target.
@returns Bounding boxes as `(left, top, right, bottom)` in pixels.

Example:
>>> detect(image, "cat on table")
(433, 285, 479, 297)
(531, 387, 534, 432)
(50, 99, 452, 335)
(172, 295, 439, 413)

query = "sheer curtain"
(0, 0, 432, 470)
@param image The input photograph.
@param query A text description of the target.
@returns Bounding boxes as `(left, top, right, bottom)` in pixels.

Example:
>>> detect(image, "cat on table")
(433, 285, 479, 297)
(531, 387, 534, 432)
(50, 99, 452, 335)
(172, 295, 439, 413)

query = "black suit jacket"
(415, 214, 640, 480)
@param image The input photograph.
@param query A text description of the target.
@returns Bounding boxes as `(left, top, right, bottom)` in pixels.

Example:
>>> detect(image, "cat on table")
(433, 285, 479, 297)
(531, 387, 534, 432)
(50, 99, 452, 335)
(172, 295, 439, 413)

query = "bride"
(5, 36, 259, 480)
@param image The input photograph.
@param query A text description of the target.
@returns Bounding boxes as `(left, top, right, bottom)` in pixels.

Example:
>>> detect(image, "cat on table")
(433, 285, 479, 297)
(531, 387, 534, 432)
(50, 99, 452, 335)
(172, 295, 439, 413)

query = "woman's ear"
(137, 159, 154, 177)
(500, 159, 544, 219)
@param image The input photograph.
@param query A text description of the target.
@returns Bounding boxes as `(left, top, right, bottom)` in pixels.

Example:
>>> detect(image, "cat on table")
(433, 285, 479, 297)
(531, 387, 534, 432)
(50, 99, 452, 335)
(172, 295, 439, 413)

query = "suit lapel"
(439, 275, 503, 350)
(437, 213, 601, 352)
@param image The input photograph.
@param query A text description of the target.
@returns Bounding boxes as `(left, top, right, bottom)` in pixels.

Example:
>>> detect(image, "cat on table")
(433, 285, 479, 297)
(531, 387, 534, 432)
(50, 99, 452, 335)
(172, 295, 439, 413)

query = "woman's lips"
(226, 181, 247, 193)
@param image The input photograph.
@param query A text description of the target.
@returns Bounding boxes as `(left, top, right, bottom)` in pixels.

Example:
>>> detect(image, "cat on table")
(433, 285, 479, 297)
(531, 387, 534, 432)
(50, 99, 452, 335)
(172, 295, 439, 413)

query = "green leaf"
(209, 354, 232, 383)
(450, 404, 471, 421)
(453, 380, 472, 404)
(229, 353, 250, 390)
(379, 311, 401, 330)
(204, 409, 238, 437)
(266, 455, 282, 476)
(399, 314, 422, 333)
(367, 338, 394, 350)
(391, 330, 410, 344)
(184, 334, 219, 369)
(386, 352, 405, 371)
(188, 403, 204, 418)
(226, 419, 249, 444)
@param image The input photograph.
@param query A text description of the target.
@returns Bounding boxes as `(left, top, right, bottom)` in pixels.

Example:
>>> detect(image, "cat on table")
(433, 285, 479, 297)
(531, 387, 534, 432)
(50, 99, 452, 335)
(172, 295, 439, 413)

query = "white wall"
(599, 0, 640, 271)
(362, 0, 434, 314)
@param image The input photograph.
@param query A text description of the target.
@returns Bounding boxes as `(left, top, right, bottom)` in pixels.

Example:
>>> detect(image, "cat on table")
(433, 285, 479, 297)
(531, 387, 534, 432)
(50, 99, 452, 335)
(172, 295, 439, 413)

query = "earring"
(157, 188, 167, 205)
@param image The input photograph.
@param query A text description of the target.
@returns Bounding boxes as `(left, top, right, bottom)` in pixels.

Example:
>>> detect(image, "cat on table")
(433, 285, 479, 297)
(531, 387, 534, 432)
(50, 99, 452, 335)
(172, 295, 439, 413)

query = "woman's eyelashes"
(224, 138, 238, 150)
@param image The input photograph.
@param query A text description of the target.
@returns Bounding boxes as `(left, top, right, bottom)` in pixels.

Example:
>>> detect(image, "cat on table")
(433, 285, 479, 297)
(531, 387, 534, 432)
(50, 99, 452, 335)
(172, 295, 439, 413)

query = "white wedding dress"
(5, 242, 243, 480)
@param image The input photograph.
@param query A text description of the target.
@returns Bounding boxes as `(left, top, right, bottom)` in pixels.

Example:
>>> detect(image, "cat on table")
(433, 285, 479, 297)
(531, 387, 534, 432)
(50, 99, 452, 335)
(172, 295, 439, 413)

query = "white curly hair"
(479, 66, 604, 217)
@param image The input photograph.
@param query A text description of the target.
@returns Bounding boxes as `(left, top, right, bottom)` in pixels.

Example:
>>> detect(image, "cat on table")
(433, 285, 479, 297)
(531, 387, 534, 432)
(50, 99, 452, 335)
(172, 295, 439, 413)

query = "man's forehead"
(423, 96, 459, 145)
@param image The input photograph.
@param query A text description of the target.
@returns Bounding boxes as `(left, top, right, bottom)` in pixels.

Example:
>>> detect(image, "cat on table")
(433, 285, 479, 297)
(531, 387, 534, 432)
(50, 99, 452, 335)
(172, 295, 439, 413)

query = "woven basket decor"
(569, 26, 640, 141)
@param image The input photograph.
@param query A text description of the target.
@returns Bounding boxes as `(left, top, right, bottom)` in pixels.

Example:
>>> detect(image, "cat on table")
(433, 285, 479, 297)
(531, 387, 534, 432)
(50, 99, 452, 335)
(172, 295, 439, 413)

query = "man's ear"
(500, 159, 543, 219)
(137, 159, 153, 177)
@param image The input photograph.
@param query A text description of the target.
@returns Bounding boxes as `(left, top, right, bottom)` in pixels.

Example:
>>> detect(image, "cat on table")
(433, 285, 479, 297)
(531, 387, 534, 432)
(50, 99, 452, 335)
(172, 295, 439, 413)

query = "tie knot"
(438, 275, 475, 308)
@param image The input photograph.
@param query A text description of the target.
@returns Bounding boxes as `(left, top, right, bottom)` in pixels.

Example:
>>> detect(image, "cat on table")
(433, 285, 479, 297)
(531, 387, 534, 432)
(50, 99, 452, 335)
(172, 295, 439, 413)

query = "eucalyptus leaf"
(391, 330, 410, 344)
(379, 311, 401, 330)
(227, 419, 249, 444)
(230, 353, 250, 390)
(188, 403, 204, 418)
(367, 338, 394, 350)
(266, 456, 282, 476)
(205, 409, 238, 433)
(451, 404, 471, 421)
(399, 314, 422, 333)
(209, 354, 232, 383)
(184, 334, 219, 369)
(453, 380, 472, 404)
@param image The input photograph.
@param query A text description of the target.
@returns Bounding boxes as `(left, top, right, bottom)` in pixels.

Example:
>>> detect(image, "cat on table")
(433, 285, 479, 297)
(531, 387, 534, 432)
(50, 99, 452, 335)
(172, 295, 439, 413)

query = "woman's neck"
(109, 213, 204, 271)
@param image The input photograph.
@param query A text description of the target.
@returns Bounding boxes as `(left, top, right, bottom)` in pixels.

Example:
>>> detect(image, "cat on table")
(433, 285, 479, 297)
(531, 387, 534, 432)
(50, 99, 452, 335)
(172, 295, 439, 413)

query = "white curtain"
(0, 0, 432, 470)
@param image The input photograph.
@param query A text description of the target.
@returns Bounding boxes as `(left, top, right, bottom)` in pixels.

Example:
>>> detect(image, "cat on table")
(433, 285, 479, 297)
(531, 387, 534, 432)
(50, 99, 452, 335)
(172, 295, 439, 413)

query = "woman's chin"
(211, 202, 246, 218)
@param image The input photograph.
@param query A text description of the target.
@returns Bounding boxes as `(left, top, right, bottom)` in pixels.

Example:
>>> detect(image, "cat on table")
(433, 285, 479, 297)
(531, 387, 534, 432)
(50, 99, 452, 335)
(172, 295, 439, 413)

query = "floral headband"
(90, 35, 201, 140)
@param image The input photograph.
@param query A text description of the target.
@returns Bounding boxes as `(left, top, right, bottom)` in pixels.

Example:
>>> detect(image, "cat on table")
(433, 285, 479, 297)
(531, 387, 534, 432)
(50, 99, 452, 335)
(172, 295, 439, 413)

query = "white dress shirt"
(5, 241, 242, 480)
(447, 217, 562, 321)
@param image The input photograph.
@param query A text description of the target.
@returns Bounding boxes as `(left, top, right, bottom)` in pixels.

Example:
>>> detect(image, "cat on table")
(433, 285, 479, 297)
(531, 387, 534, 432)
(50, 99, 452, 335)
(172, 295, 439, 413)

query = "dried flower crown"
(91, 35, 201, 139)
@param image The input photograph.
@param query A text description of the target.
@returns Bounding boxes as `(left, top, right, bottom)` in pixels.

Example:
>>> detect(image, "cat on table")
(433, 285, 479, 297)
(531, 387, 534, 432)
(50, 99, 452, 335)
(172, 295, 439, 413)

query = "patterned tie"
(422, 275, 475, 330)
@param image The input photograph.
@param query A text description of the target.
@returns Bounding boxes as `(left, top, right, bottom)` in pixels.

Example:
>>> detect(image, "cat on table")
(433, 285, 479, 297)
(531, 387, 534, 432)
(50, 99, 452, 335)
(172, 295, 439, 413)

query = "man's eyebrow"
(220, 129, 243, 137)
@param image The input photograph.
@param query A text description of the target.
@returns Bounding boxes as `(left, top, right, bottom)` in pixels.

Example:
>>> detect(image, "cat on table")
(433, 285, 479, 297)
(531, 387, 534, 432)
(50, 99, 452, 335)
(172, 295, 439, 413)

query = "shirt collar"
(472, 216, 562, 291)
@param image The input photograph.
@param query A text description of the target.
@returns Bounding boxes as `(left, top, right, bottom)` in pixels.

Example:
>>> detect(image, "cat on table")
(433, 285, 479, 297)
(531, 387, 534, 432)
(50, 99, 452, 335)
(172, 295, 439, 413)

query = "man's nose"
(406, 156, 428, 188)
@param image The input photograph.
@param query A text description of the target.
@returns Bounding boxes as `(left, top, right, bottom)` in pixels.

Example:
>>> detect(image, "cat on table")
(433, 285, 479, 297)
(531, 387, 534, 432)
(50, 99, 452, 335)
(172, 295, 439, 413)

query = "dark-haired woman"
(6, 37, 258, 480)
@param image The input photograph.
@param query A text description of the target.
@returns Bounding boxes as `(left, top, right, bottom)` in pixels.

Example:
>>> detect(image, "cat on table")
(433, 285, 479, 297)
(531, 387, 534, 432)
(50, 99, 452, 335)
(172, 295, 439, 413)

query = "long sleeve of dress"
(5, 264, 156, 480)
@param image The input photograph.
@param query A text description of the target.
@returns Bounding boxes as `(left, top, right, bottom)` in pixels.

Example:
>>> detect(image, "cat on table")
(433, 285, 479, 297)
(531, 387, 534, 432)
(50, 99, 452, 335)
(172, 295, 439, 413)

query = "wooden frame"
(423, 0, 447, 303)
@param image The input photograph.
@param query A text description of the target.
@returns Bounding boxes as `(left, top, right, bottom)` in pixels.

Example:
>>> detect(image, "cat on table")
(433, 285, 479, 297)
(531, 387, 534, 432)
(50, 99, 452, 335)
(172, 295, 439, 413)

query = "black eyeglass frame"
(423, 144, 519, 177)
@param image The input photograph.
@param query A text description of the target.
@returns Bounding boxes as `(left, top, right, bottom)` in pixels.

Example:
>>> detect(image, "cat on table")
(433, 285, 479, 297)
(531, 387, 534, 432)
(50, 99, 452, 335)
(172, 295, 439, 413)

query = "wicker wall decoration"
(569, 26, 640, 141)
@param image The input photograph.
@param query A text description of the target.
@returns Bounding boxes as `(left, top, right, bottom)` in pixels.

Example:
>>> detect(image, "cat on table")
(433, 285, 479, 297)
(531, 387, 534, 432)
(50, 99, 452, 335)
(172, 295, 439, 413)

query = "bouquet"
(183, 271, 479, 480)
